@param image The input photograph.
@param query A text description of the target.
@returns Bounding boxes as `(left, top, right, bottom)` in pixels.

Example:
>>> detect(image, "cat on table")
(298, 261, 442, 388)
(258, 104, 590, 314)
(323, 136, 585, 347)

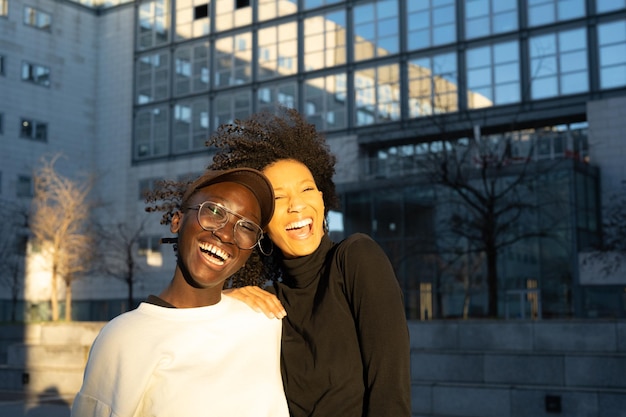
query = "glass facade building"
(131, 0, 625, 319)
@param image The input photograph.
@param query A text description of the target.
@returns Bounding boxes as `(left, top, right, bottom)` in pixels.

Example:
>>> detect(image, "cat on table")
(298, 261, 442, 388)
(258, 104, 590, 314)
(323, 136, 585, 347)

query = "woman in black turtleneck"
(210, 108, 411, 417)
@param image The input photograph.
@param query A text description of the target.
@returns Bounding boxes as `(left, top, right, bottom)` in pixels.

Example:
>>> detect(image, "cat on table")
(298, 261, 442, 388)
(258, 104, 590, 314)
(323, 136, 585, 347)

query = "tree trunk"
(486, 248, 498, 317)
(65, 281, 73, 321)
(51, 268, 59, 321)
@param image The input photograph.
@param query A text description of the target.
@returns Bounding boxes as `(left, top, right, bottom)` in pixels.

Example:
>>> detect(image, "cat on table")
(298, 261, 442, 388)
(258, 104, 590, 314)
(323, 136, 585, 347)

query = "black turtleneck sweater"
(271, 233, 411, 417)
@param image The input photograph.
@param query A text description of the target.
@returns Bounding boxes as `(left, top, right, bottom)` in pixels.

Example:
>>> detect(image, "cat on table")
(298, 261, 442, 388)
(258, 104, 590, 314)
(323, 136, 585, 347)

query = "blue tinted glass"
(532, 76, 558, 99)
(529, 4, 554, 26)
(561, 72, 588, 94)
(495, 83, 520, 103)
(377, 0, 398, 19)
(532, 56, 557, 77)
(494, 0, 517, 13)
(434, 5, 455, 24)
(409, 10, 429, 30)
(600, 66, 626, 88)
(467, 46, 491, 68)
(468, 67, 491, 88)
(559, 29, 586, 52)
(326, 11, 346, 26)
(466, 17, 490, 39)
(597, 0, 626, 13)
(493, 11, 518, 33)
(495, 63, 519, 84)
(379, 18, 398, 38)
(561, 51, 587, 72)
(494, 41, 518, 63)
(530, 34, 556, 58)
(600, 44, 626, 66)
(408, 29, 429, 50)
(433, 24, 455, 45)
(466, 0, 488, 19)
(598, 21, 626, 45)
(557, 0, 585, 20)
(354, 3, 374, 24)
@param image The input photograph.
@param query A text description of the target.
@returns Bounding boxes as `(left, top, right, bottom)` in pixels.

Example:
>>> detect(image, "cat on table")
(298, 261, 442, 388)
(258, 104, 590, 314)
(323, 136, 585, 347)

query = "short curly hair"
(207, 107, 340, 286)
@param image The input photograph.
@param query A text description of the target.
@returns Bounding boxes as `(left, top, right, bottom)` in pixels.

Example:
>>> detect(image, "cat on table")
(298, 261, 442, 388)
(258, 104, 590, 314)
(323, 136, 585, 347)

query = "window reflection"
(214, 90, 251, 128)
(354, 0, 399, 61)
(257, 82, 297, 113)
(215, 34, 252, 87)
(355, 63, 400, 126)
(409, 52, 457, 117)
(467, 40, 520, 108)
(258, 22, 298, 80)
(174, 42, 209, 96)
(530, 28, 588, 99)
(527, 0, 585, 27)
(304, 73, 348, 131)
(136, 52, 170, 104)
(465, 0, 517, 40)
(138, 0, 169, 49)
(304, 10, 346, 71)
(597, 0, 626, 13)
(598, 20, 626, 89)
(407, 0, 456, 50)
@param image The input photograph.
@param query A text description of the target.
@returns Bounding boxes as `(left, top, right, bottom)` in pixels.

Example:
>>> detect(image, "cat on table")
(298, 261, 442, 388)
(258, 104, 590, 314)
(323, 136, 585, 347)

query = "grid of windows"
(20, 118, 47, 141)
(304, 73, 348, 131)
(465, 0, 518, 39)
(258, 81, 297, 113)
(136, 52, 170, 104)
(23, 6, 51, 29)
(258, 22, 298, 80)
(21, 62, 50, 87)
(407, 0, 456, 51)
(215, 34, 252, 87)
(214, 90, 252, 127)
(132, 0, 626, 161)
(137, 0, 169, 49)
(353, 0, 399, 61)
(174, 42, 210, 96)
(304, 9, 346, 71)
(408, 52, 458, 116)
(527, 0, 585, 27)
(173, 98, 209, 154)
(530, 27, 588, 99)
(354, 63, 400, 126)
(598, 19, 626, 89)
(467, 40, 520, 108)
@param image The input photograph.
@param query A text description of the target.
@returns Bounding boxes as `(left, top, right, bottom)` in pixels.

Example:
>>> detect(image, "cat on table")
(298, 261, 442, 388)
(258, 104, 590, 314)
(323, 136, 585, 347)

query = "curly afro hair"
(208, 107, 340, 214)
(206, 107, 340, 287)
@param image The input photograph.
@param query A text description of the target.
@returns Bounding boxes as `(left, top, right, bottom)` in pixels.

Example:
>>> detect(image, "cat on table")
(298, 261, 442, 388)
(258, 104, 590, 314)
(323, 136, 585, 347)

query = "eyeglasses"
(186, 201, 263, 250)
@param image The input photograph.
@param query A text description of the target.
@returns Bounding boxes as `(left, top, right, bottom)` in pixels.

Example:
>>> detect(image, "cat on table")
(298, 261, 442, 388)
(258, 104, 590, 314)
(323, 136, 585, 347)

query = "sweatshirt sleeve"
(71, 314, 152, 417)
(338, 234, 412, 417)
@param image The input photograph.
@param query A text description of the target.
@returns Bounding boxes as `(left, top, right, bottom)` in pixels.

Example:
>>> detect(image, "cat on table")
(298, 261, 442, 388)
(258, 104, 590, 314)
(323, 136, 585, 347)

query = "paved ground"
(0, 390, 73, 417)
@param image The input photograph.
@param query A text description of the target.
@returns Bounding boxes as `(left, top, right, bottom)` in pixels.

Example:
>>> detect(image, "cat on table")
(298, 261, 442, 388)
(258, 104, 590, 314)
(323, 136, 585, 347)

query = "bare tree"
(0, 200, 29, 322)
(93, 219, 148, 311)
(31, 154, 94, 321)
(418, 132, 563, 317)
(581, 186, 626, 277)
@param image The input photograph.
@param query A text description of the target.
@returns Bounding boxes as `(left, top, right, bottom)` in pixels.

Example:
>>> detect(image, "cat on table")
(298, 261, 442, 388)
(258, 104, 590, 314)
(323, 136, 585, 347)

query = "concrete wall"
(1, 320, 625, 416)
(409, 320, 626, 417)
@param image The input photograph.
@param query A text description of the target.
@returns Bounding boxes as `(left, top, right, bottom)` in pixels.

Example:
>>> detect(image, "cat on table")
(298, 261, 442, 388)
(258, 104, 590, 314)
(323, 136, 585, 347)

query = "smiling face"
(171, 181, 262, 288)
(263, 159, 325, 259)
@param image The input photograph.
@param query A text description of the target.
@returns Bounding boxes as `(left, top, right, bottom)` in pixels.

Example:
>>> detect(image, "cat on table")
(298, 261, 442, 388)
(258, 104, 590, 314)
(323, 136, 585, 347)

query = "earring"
(323, 218, 329, 234)
(258, 235, 274, 256)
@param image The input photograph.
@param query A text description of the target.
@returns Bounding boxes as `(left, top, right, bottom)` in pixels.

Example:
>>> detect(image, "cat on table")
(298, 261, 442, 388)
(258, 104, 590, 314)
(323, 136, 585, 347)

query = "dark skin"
(158, 182, 262, 308)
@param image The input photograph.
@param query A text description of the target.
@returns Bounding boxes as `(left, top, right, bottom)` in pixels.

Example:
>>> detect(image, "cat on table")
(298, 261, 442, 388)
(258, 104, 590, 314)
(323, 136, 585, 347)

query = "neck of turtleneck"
(280, 234, 333, 289)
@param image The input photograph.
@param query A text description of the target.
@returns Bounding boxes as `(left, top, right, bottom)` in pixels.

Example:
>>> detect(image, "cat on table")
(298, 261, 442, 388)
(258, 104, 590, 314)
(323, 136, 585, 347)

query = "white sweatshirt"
(71, 294, 289, 417)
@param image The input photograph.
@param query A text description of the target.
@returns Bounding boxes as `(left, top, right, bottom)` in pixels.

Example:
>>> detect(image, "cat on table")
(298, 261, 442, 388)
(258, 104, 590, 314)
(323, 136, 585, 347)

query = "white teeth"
(199, 242, 228, 262)
(286, 218, 312, 230)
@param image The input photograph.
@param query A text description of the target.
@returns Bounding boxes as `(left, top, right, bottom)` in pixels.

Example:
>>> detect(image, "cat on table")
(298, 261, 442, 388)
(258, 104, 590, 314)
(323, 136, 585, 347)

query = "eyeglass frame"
(184, 201, 264, 250)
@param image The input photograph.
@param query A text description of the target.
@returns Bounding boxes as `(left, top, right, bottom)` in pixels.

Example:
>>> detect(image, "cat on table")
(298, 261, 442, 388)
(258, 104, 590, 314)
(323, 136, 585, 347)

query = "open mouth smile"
(199, 241, 229, 265)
